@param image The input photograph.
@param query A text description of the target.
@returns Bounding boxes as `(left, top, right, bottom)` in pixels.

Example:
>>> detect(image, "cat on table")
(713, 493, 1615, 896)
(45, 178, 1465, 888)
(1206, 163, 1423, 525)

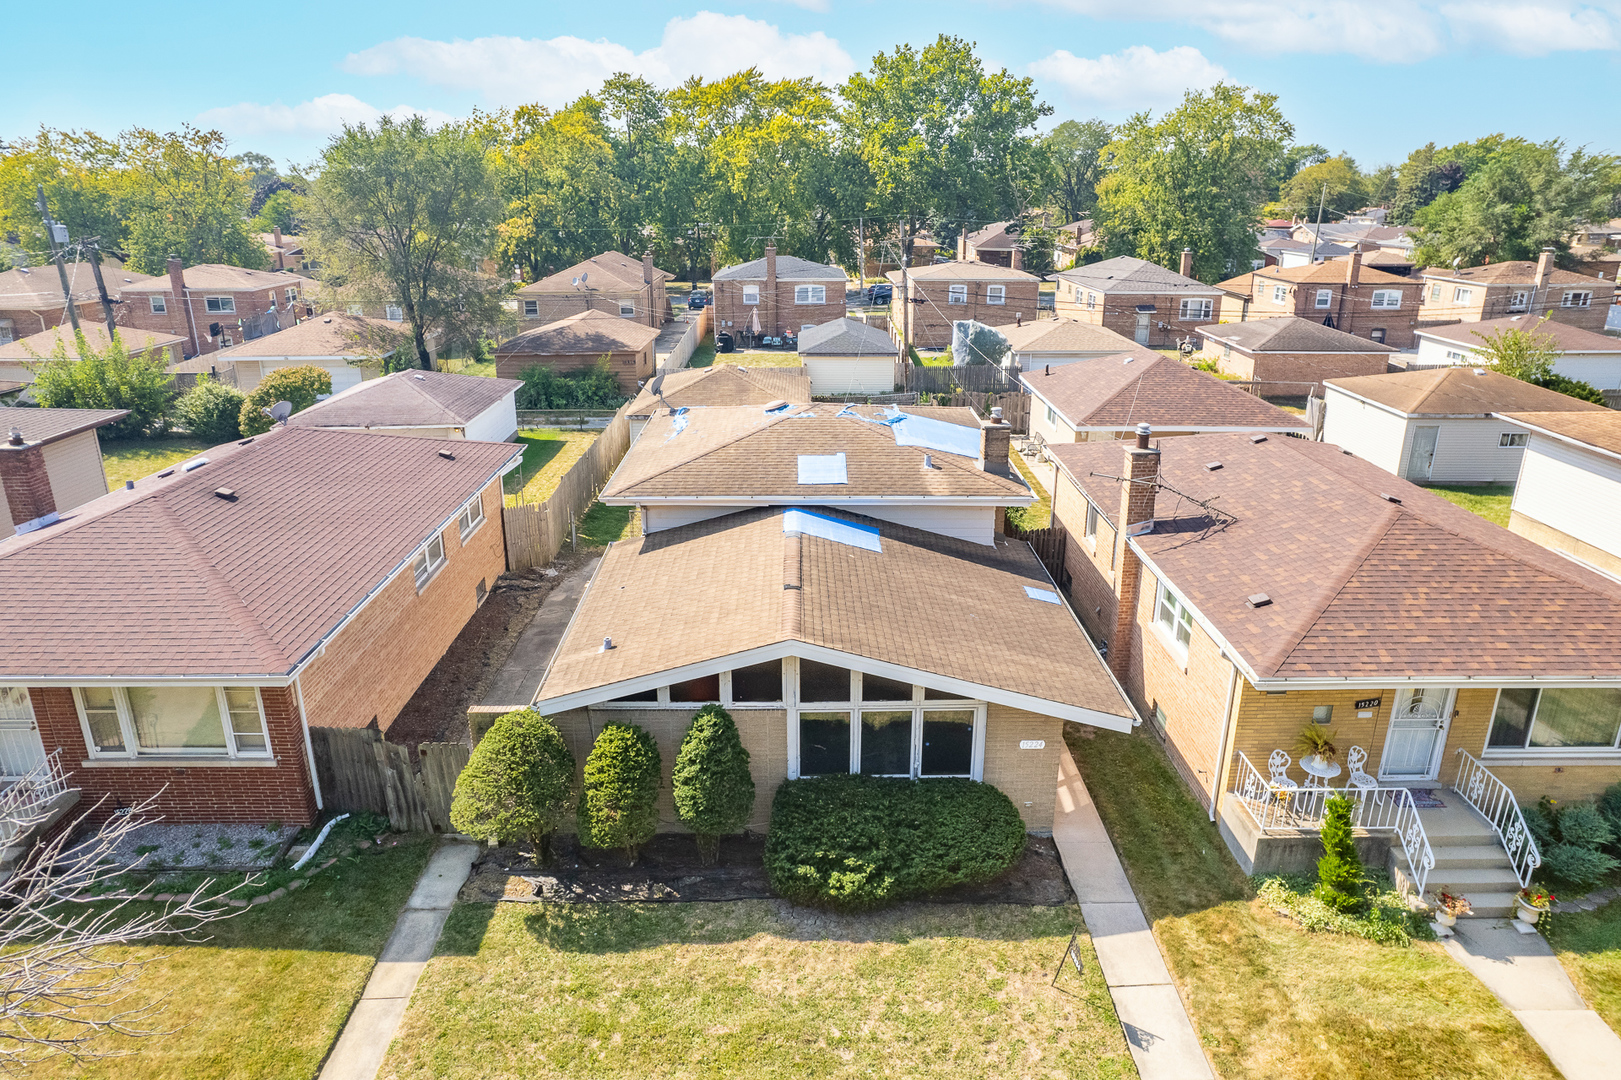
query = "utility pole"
(857, 215, 865, 293)
(36, 185, 82, 334)
(1306, 182, 1328, 266)
(84, 239, 119, 338)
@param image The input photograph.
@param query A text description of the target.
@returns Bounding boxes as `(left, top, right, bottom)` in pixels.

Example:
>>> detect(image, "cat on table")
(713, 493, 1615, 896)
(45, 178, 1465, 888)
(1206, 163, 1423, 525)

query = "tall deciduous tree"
(1042, 119, 1111, 223)
(495, 103, 622, 281)
(1094, 84, 1293, 281)
(0, 128, 127, 255)
(305, 114, 509, 368)
(120, 126, 268, 273)
(1275, 155, 1368, 221)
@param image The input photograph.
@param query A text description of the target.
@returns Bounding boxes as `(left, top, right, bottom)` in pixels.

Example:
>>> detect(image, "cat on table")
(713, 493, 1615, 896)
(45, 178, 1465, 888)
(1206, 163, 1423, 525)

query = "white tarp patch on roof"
(1024, 586, 1062, 604)
(797, 452, 848, 485)
(782, 508, 881, 552)
(887, 408, 982, 459)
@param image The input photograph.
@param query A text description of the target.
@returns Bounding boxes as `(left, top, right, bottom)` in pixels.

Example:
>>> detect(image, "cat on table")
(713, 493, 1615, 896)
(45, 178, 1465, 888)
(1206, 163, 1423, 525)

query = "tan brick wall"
(1049, 464, 1118, 643)
(903, 280, 1040, 348)
(494, 345, 652, 393)
(1202, 339, 1392, 393)
(981, 707, 1063, 831)
(517, 290, 668, 328)
(125, 284, 298, 359)
(1417, 276, 1614, 332)
(300, 479, 507, 735)
(1236, 273, 1425, 347)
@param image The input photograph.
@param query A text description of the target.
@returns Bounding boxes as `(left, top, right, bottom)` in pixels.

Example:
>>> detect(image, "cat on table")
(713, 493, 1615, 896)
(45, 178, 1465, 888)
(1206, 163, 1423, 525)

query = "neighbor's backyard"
(1423, 483, 1516, 528)
(100, 437, 209, 491)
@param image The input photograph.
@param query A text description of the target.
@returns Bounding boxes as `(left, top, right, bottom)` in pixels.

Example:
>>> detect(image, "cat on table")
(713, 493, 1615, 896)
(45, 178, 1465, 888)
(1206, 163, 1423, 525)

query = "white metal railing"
(0, 751, 72, 845)
(1451, 748, 1541, 887)
(1232, 751, 1435, 896)
(0, 726, 46, 781)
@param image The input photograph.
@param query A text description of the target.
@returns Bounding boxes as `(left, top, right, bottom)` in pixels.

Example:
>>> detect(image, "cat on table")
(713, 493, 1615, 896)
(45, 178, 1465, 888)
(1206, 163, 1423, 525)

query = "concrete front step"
(1428, 845, 1519, 870)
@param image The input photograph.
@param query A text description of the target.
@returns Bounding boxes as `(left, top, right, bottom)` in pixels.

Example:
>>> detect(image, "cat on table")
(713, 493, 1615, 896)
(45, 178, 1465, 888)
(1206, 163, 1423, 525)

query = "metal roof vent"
(1473, 368, 1487, 375)
(1380, 492, 1402, 503)
(437, 449, 455, 460)
(1204, 461, 1223, 471)
(1249, 434, 1268, 444)
(601, 636, 615, 651)
(182, 457, 209, 472)
(764, 399, 789, 413)
(414, 373, 426, 380)
(214, 488, 237, 501)
(1246, 593, 1272, 608)
(922, 453, 935, 470)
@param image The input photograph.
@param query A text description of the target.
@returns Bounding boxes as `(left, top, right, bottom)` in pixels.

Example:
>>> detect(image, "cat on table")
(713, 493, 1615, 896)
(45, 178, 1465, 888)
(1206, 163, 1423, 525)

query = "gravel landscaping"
(106, 821, 297, 872)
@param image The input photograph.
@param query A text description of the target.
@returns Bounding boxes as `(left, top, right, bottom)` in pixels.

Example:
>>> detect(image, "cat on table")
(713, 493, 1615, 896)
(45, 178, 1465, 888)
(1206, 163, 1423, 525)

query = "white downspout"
(294, 675, 324, 811)
(1209, 657, 1242, 822)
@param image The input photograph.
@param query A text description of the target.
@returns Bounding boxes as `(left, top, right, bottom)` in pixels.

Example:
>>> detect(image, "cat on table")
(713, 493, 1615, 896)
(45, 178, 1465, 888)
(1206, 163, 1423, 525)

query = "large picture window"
(73, 686, 271, 760)
(795, 668, 982, 779)
(1488, 688, 1621, 750)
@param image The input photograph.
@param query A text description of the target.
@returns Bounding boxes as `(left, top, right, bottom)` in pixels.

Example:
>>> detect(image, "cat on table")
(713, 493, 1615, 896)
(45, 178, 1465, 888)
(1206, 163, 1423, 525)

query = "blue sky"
(9, 1, 1621, 169)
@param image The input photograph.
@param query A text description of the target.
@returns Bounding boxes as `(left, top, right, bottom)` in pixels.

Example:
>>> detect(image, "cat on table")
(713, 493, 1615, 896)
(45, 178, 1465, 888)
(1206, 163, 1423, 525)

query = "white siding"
(41, 431, 110, 512)
(802, 357, 895, 395)
(643, 505, 743, 532)
(1556, 353, 1621, 390)
(1512, 435, 1621, 560)
(244, 358, 378, 395)
(1421, 417, 1532, 483)
(640, 501, 996, 545)
(1321, 387, 1411, 477)
(1412, 336, 1475, 368)
(1011, 350, 1120, 372)
(629, 417, 649, 443)
(464, 391, 519, 442)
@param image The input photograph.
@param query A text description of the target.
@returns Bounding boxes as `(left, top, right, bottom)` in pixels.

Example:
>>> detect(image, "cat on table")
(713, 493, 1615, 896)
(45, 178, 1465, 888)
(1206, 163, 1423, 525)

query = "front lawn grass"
(502, 428, 598, 506)
(1006, 450, 1052, 531)
(58, 832, 435, 1080)
(576, 500, 637, 547)
(1423, 483, 1515, 527)
(1547, 899, 1621, 1034)
(382, 901, 1134, 1079)
(100, 437, 211, 491)
(1067, 725, 1558, 1080)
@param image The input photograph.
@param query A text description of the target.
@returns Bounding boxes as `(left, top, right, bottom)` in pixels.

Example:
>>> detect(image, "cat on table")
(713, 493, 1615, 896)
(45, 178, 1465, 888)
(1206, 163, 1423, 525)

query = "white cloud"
(342, 12, 856, 106)
(1030, 45, 1226, 110)
(1034, 1, 1621, 61)
(196, 94, 453, 138)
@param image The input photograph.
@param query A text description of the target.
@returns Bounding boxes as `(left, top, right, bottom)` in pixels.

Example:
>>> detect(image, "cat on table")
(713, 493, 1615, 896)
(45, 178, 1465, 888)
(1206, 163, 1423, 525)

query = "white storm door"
(1379, 688, 1452, 780)
(0, 688, 47, 780)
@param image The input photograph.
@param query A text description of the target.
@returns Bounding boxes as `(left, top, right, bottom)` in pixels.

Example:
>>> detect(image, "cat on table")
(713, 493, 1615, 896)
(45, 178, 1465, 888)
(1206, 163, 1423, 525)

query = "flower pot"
(1436, 910, 1458, 928)
(1516, 901, 1543, 925)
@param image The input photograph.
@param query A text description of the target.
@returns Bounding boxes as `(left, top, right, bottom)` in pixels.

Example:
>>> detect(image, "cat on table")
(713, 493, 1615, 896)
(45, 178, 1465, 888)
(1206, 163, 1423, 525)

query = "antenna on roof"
(262, 400, 293, 426)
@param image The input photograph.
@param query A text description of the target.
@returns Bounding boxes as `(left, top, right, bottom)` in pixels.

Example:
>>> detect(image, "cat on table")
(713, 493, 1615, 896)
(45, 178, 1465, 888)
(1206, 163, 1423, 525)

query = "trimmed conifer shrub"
(449, 709, 576, 862)
(579, 722, 662, 864)
(671, 705, 755, 864)
(1314, 795, 1366, 912)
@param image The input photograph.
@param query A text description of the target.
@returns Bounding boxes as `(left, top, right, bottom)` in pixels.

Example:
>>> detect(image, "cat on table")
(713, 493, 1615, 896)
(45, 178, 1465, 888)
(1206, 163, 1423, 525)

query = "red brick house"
(891, 262, 1041, 349)
(0, 426, 520, 824)
(494, 309, 660, 393)
(712, 244, 847, 344)
(1194, 316, 1396, 394)
(119, 260, 309, 359)
(1050, 254, 1224, 349)
(0, 261, 157, 343)
(515, 250, 673, 328)
(1417, 252, 1616, 332)
(1218, 253, 1425, 347)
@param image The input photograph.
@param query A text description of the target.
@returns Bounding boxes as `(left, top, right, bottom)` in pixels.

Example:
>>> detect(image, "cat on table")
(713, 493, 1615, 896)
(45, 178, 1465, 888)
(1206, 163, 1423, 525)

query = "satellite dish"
(580, 272, 588, 284)
(647, 368, 671, 411)
(571, 276, 579, 287)
(261, 400, 293, 425)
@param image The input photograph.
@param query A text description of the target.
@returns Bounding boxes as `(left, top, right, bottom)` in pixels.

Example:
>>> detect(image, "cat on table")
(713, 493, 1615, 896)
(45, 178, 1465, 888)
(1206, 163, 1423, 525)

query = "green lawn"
(503, 428, 599, 506)
(1423, 483, 1516, 528)
(100, 437, 211, 491)
(577, 500, 637, 547)
(381, 901, 1134, 1079)
(688, 340, 802, 370)
(1067, 725, 1559, 1080)
(1007, 451, 1052, 531)
(52, 826, 434, 1079)
(1547, 900, 1621, 1035)
(445, 358, 497, 378)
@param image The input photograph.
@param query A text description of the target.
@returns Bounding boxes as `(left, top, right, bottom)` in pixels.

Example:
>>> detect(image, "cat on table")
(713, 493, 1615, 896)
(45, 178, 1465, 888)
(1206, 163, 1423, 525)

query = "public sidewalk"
(1444, 919, 1621, 1080)
(318, 842, 479, 1080)
(1052, 746, 1214, 1080)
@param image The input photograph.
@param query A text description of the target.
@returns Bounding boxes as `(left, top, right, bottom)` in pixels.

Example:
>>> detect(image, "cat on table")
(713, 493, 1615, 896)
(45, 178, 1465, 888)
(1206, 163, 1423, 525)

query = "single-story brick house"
(1193, 316, 1396, 394)
(624, 365, 811, 442)
(712, 245, 848, 344)
(1322, 367, 1606, 484)
(0, 426, 521, 822)
(1, 408, 128, 536)
(891, 261, 1042, 349)
(1495, 410, 1621, 579)
(286, 369, 522, 442)
(601, 403, 1031, 544)
(0, 324, 186, 388)
(796, 318, 901, 394)
(528, 504, 1138, 835)
(494, 309, 660, 393)
(999, 318, 1139, 372)
(515, 251, 673, 328)
(1412, 316, 1621, 390)
(172, 312, 410, 394)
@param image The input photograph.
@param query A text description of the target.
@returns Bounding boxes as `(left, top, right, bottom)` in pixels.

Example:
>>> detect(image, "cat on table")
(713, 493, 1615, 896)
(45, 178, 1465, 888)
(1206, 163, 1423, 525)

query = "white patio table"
(1299, 754, 1342, 790)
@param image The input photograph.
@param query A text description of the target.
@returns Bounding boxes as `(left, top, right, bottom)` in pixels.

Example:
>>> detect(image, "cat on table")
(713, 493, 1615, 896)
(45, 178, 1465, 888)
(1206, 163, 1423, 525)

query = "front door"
(1380, 688, 1452, 780)
(1406, 426, 1439, 481)
(1134, 313, 1151, 344)
(0, 688, 46, 781)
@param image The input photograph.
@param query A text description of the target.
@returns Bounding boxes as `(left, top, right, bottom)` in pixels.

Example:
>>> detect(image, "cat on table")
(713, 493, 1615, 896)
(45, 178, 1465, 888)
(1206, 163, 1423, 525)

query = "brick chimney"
(1179, 248, 1194, 278)
(167, 255, 186, 301)
(979, 408, 1012, 477)
(1, 429, 56, 534)
(1344, 250, 1362, 287)
(271, 227, 284, 270)
(1109, 423, 1160, 682)
(1535, 247, 1555, 292)
(764, 242, 778, 336)
(1011, 246, 1024, 271)
(958, 233, 968, 261)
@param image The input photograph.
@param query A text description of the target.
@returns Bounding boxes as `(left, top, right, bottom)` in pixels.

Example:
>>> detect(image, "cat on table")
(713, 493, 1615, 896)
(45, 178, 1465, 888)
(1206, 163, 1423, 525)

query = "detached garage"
(796, 318, 899, 394)
(190, 313, 408, 393)
(286, 369, 522, 442)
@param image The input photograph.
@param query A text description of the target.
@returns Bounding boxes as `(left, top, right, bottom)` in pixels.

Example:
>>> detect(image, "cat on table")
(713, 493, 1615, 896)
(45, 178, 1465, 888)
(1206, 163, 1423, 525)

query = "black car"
(687, 291, 709, 310)
(866, 283, 893, 304)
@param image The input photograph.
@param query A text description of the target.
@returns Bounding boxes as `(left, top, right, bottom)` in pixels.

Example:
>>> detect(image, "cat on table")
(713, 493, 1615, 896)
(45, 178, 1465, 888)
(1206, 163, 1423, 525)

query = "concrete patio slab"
(478, 556, 600, 709)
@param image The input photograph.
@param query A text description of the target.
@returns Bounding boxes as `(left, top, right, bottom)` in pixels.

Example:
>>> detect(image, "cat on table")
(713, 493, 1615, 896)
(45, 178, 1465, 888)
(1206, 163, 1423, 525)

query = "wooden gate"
(309, 727, 470, 833)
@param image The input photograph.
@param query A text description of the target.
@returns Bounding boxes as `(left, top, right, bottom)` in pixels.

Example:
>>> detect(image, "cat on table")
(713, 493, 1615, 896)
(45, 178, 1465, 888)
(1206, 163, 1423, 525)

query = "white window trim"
(285, 287, 298, 303)
(1370, 290, 1401, 310)
(1314, 289, 1333, 309)
(1083, 500, 1100, 548)
(385, 304, 404, 322)
(456, 494, 487, 541)
(793, 284, 826, 305)
(618, 298, 637, 317)
(1178, 299, 1212, 321)
(73, 686, 272, 762)
(1482, 687, 1621, 756)
(1508, 290, 1529, 311)
(985, 285, 1006, 306)
(742, 285, 760, 305)
(1272, 285, 1288, 303)
(522, 299, 539, 316)
(792, 671, 985, 781)
(149, 296, 167, 314)
(1454, 287, 1473, 303)
(1499, 432, 1528, 448)
(412, 532, 447, 592)
(1563, 291, 1593, 308)
(1152, 579, 1194, 661)
(947, 284, 968, 305)
(204, 296, 236, 313)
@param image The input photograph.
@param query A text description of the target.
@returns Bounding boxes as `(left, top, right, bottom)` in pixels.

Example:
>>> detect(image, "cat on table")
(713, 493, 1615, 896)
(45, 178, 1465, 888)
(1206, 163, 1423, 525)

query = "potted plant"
(1295, 724, 1340, 769)
(1516, 885, 1555, 924)
(1432, 891, 1472, 927)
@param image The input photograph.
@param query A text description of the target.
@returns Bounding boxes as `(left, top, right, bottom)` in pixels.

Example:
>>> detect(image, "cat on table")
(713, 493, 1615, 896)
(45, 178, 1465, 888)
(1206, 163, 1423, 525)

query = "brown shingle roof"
(1196, 316, 1397, 354)
(1416, 316, 1621, 353)
(905, 262, 1040, 282)
(1054, 256, 1221, 295)
(1051, 433, 1621, 681)
(0, 324, 184, 360)
(0, 427, 521, 679)
(625, 365, 811, 417)
(1000, 319, 1139, 355)
(517, 251, 673, 295)
(1421, 261, 1606, 287)
(601, 405, 1030, 502)
(1, 407, 129, 447)
(286, 370, 521, 430)
(1495, 411, 1621, 459)
(534, 506, 1134, 725)
(121, 264, 300, 293)
(1325, 367, 1608, 417)
(1024, 351, 1310, 431)
(1254, 260, 1413, 286)
(496, 309, 660, 356)
(0, 262, 155, 309)
(213, 313, 406, 360)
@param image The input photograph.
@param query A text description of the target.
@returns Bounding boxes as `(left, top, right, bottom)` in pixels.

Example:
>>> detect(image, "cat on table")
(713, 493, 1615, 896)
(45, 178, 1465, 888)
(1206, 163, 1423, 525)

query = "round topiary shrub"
(764, 775, 1027, 911)
(449, 709, 576, 862)
(238, 364, 333, 435)
(672, 705, 755, 864)
(579, 722, 662, 864)
(174, 374, 246, 443)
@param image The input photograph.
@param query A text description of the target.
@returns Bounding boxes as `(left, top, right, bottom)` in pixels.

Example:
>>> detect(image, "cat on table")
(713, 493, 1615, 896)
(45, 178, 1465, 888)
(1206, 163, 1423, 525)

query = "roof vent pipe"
(6, 428, 22, 447)
(922, 453, 934, 470)
(1135, 422, 1152, 450)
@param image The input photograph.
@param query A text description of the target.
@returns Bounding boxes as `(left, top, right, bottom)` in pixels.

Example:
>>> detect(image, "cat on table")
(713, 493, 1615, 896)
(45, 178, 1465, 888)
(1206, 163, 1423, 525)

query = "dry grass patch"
(1067, 725, 1558, 1080)
(503, 429, 598, 506)
(1547, 899, 1621, 1034)
(382, 900, 1134, 1079)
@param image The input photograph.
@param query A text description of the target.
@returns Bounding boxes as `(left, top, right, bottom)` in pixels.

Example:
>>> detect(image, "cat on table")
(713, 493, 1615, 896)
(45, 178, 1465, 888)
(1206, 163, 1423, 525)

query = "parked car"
(687, 291, 710, 310)
(866, 283, 893, 304)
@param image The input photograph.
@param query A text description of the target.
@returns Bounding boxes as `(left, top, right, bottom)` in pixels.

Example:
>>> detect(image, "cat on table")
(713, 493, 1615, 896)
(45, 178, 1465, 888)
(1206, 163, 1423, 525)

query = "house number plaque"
(1019, 740, 1046, 750)
(1354, 698, 1381, 710)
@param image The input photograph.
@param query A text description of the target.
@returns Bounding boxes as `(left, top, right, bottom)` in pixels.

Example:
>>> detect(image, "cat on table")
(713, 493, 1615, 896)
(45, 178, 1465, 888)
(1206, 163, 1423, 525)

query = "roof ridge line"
(782, 525, 803, 639)
(611, 407, 807, 491)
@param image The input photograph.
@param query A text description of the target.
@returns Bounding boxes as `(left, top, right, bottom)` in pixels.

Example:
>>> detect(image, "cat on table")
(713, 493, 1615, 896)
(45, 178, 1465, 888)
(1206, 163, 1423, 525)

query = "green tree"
(1364, 163, 1399, 208)
(232, 151, 281, 193)
(1314, 795, 1365, 913)
(0, 128, 128, 256)
(1278, 142, 1328, 189)
(172, 374, 245, 443)
(250, 189, 303, 236)
(237, 364, 331, 436)
(304, 114, 510, 368)
(579, 722, 662, 864)
(450, 710, 577, 862)
(1094, 84, 1294, 281)
(495, 102, 623, 281)
(1042, 119, 1111, 223)
(671, 705, 755, 863)
(120, 126, 268, 273)
(1276, 155, 1368, 221)
(25, 330, 171, 438)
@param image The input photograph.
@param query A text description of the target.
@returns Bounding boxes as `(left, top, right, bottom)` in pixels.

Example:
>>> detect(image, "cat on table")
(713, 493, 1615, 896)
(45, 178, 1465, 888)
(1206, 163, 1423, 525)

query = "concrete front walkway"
(318, 843, 479, 1080)
(1052, 746, 1214, 1080)
(1444, 919, 1621, 1080)
(479, 556, 600, 710)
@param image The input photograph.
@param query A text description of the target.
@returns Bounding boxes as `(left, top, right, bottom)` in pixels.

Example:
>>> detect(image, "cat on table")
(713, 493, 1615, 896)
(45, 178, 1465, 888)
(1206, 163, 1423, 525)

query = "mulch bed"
(460, 833, 1075, 906)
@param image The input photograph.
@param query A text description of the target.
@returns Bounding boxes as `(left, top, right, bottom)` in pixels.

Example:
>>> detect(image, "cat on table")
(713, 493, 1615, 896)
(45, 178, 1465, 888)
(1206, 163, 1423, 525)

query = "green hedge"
(764, 774, 1026, 910)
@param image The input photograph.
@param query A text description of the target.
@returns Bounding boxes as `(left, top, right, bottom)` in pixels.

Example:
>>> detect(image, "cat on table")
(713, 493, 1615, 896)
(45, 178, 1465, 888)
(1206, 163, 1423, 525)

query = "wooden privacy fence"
(906, 363, 1022, 396)
(309, 727, 470, 833)
(503, 402, 633, 570)
(1007, 524, 1070, 592)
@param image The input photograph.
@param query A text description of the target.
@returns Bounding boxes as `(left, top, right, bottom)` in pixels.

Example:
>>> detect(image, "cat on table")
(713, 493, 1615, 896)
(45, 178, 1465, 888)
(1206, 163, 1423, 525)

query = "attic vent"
(182, 457, 209, 472)
(1246, 593, 1272, 608)
(601, 637, 615, 651)
(414, 373, 426, 380)
(214, 488, 237, 501)
(1472, 368, 1487, 376)
(438, 449, 455, 460)
(1122, 356, 1134, 364)
(157, 469, 175, 478)
(1379, 492, 1402, 503)
(237, 437, 254, 445)
(1249, 434, 1268, 444)
(764, 399, 790, 413)
(1204, 461, 1223, 471)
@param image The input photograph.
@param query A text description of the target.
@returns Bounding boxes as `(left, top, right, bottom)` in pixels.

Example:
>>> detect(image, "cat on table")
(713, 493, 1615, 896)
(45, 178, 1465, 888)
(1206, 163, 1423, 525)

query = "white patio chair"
(1267, 749, 1299, 794)
(1346, 746, 1378, 794)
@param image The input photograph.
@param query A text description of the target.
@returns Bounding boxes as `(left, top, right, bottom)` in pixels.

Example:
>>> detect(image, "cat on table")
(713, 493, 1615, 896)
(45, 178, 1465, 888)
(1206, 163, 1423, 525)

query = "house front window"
(1563, 291, 1593, 308)
(1272, 285, 1288, 303)
(794, 284, 826, 305)
(1370, 290, 1401, 310)
(948, 284, 967, 305)
(1154, 580, 1194, 656)
(1430, 284, 1442, 302)
(1314, 289, 1333, 309)
(1370, 328, 1387, 344)
(1178, 299, 1212, 321)
(794, 660, 982, 779)
(1453, 286, 1473, 304)
(1488, 687, 1621, 750)
(742, 285, 760, 305)
(73, 686, 271, 760)
(1508, 290, 1528, 312)
(986, 285, 1006, 305)
(1445, 349, 1467, 362)
(150, 296, 167, 314)
(285, 287, 298, 303)
(205, 296, 236, 313)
